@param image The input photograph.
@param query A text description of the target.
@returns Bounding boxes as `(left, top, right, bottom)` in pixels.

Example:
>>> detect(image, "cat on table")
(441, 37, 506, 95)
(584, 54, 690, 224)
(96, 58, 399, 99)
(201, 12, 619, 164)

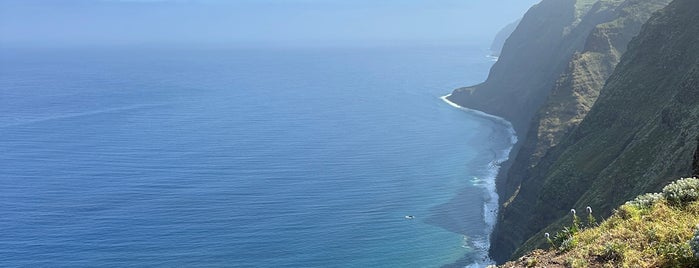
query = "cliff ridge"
(492, 0, 699, 261)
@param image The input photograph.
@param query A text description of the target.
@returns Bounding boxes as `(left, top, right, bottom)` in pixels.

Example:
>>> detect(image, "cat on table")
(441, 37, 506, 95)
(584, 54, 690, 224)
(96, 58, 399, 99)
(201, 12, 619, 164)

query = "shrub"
(616, 204, 642, 220)
(566, 257, 587, 268)
(656, 242, 694, 267)
(559, 236, 578, 252)
(662, 178, 699, 206)
(526, 257, 538, 267)
(691, 225, 699, 259)
(601, 242, 625, 262)
(626, 192, 663, 208)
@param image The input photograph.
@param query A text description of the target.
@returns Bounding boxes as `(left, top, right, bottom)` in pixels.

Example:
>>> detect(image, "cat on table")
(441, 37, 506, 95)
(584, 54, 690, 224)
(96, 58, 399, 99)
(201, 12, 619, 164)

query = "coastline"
(441, 94, 517, 145)
(440, 94, 518, 267)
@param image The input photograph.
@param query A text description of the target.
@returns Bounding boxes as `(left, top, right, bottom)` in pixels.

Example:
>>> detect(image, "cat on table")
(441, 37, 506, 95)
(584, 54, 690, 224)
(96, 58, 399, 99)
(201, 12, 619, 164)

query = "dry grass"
(499, 178, 699, 268)
(565, 200, 699, 267)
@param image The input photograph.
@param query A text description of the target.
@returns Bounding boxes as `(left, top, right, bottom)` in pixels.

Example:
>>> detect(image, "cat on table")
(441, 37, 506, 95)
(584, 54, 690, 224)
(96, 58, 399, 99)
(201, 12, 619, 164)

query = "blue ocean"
(0, 46, 515, 267)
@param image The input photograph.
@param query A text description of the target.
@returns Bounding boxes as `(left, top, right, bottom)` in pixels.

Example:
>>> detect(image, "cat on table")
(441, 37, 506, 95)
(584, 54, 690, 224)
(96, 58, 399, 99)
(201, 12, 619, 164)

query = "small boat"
(405, 215, 415, 219)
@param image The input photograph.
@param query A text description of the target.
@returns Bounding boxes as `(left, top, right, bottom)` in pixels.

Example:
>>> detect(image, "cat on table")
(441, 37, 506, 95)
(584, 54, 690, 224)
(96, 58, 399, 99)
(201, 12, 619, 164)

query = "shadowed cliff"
(448, 0, 577, 134)
(447, 0, 645, 135)
(490, 0, 672, 262)
(494, 0, 699, 260)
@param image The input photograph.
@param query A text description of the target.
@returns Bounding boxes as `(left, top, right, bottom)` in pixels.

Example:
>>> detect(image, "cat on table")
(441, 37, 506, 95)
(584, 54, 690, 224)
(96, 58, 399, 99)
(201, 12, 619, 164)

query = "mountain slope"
(493, 0, 699, 260)
(447, 0, 580, 133)
(499, 0, 670, 208)
(446, 0, 663, 134)
(491, 0, 671, 261)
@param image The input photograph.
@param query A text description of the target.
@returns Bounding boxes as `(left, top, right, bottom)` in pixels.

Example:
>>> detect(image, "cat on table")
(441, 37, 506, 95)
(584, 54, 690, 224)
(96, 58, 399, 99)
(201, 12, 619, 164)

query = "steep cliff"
(447, 0, 657, 134)
(448, 0, 578, 133)
(499, 0, 670, 205)
(493, 0, 699, 261)
(492, 1, 671, 260)
(490, 19, 521, 57)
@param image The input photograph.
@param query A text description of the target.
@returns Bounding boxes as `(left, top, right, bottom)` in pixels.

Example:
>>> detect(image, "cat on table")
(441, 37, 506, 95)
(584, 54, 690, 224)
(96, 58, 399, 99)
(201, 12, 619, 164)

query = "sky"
(0, 0, 541, 48)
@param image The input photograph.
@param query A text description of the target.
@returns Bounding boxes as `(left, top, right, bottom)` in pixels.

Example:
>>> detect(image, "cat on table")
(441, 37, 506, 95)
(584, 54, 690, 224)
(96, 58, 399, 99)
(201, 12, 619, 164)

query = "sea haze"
(0, 46, 514, 267)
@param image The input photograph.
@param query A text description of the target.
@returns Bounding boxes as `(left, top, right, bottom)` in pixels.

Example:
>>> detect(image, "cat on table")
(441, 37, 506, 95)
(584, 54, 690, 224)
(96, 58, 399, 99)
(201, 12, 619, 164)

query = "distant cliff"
(448, 0, 577, 134)
(490, 19, 520, 57)
(491, 0, 699, 261)
(447, 0, 652, 134)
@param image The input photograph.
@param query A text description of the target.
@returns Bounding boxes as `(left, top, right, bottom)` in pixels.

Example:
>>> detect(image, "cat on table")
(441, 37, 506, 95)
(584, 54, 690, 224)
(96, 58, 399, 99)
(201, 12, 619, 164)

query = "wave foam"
(441, 94, 518, 267)
(441, 94, 517, 144)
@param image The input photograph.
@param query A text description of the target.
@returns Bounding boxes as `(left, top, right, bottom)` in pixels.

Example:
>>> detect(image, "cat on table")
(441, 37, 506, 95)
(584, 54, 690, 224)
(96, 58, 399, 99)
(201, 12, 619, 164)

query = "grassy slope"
(498, 178, 699, 268)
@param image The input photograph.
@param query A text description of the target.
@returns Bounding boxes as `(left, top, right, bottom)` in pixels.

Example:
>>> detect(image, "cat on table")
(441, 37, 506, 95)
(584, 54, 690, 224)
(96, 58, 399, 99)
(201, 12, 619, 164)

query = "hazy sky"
(0, 0, 540, 48)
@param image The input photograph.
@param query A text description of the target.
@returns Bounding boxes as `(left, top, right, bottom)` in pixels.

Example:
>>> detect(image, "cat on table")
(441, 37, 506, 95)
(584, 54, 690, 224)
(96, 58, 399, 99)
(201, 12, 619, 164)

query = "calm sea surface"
(0, 46, 514, 267)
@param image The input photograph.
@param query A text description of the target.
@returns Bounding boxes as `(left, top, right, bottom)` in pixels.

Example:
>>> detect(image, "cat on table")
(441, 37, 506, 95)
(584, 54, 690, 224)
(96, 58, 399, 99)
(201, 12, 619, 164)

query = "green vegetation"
(691, 227, 699, 258)
(662, 178, 699, 206)
(490, 0, 699, 261)
(626, 193, 664, 209)
(558, 178, 699, 267)
(517, 0, 672, 173)
(498, 178, 699, 267)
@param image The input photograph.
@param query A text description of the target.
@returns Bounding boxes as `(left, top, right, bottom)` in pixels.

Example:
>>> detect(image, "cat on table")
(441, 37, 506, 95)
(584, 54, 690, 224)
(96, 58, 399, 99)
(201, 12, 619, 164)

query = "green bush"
(559, 237, 578, 252)
(691, 225, 699, 258)
(601, 242, 625, 262)
(626, 193, 663, 208)
(662, 178, 699, 206)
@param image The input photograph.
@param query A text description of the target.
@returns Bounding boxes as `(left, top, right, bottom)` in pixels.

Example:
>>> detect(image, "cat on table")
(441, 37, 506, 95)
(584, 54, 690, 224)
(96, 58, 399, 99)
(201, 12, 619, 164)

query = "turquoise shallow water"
(0, 46, 514, 267)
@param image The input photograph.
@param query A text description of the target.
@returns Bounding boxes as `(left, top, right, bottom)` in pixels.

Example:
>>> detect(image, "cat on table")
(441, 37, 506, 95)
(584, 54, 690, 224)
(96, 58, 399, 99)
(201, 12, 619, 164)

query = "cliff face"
(490, 19, 521, 57)
(447, 0, 660, 134)
(491, 1, 671, 261)
(499, 0, 670, 205)
(529, 0, 673, 161)
(448, 0, 578, 133)
(492, 0, 699, 261)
